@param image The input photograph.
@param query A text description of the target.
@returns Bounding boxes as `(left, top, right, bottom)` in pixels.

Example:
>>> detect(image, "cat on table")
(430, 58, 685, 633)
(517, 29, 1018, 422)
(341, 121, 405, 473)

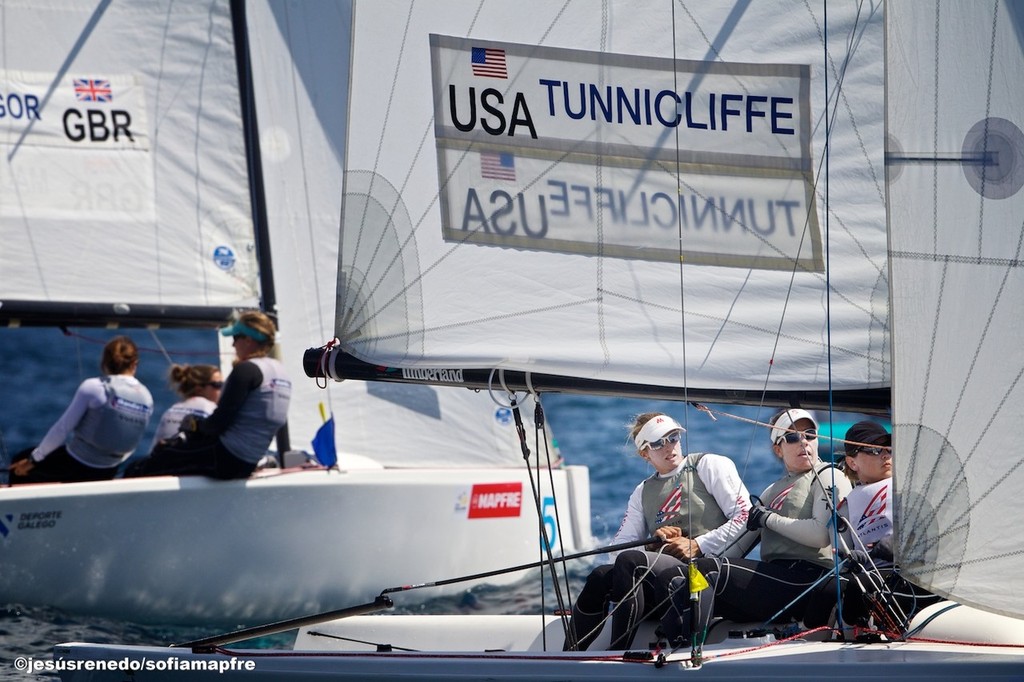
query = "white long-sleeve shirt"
(613, 453, 752, 558)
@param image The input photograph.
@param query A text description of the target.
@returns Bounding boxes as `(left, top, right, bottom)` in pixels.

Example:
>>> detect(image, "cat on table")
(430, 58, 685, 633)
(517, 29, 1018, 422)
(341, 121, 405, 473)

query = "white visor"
(634, 415, 685, 450)
(770, 408, 818, 444)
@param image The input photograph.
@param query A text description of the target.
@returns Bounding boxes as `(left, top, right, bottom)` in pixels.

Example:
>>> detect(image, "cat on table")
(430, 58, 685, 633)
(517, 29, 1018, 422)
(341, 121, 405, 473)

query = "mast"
(229, 0, 290, 454)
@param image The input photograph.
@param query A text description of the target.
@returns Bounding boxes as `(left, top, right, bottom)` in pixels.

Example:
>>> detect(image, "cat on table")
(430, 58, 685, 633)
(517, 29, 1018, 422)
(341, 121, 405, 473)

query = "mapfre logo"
(467, 482, 523, 519)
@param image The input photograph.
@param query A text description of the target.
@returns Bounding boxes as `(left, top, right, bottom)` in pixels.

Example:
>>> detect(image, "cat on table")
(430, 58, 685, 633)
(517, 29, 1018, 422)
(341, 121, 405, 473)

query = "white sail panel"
(246, 0, 544, 466)
(0, 0, 258, 313)
(335, 1, 887, 395)
(887, 0, 1024, 617)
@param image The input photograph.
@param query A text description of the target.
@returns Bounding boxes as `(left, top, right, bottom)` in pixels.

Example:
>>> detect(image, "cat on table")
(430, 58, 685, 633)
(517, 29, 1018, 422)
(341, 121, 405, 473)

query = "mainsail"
(887, 0, 1024, 618)
(0, 0, 259, 326)
(318, 0, 889, 411)
(244, 0, 547, 462)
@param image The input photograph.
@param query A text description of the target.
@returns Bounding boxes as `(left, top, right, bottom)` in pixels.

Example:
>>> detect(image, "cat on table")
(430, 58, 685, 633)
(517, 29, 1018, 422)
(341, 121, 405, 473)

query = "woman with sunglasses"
(128, 311, 291, 480)
(840, 420, 894, 558)
(834, 421, 941, 629)
(144, 364, 224, 455)
(565, 412, 754, 651)
(664, 408, 852, 646)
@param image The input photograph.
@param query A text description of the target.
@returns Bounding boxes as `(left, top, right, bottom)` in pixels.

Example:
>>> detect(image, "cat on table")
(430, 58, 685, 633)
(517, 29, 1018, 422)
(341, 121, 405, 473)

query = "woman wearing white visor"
(664, 408, 852, 646)
(565, 412, 754, 651)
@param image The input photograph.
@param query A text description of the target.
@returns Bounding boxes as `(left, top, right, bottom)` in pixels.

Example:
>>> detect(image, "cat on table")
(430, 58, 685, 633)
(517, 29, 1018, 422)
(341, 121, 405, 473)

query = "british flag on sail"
(471, 47, 507, 79)
(74, 78, 113, 102)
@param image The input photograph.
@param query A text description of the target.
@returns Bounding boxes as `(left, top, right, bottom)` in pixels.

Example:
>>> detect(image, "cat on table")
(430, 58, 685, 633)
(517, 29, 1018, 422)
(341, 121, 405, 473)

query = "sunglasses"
(779, 429, 817, 444)
(205, 381, 224, 389)
(647, 432, 682, 451)
(857, 446, 892, 457)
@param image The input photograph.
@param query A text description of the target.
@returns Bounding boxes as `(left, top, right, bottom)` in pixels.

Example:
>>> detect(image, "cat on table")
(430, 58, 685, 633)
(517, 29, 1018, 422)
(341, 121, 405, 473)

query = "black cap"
(844, 421, 891, 457)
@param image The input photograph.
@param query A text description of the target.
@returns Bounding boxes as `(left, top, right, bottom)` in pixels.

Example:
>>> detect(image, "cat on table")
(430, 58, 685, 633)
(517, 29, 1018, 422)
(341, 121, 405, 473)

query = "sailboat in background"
(0, 0, 590, 626)
(50, 0, 1024, 677)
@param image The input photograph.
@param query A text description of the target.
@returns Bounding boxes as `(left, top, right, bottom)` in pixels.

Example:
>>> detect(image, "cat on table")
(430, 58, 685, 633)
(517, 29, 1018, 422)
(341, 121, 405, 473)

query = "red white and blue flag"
(660, 485, 683, 516)
(654, 484, 684, 525)
(856, 487, 888, 528)
(74, 78, 113, 102)
(480, 152, 516, 181)
(471, 47, 507, 79)
(768, 484, 795, 510)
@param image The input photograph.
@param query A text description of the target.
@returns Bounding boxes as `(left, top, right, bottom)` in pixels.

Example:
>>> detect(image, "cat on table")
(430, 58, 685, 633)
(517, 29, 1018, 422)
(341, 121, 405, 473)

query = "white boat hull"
(0, 465, 590, 625)
(51, 610, 1024, 680)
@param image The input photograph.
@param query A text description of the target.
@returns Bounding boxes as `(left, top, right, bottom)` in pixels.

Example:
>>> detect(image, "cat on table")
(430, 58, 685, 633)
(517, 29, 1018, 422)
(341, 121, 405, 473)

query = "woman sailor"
(834, 420, 941, 630)
(664, 408, 852, 646)
(566, 412, 753, 650)
(9, 335, 153, 484)
(128, 311, 291, 480)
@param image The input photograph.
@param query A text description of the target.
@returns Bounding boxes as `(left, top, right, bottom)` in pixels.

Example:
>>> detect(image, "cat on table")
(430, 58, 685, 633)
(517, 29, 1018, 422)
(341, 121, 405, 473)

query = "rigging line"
(595, 1, 611, 369)
(380, 536, 666, 596)
(146, 329, 174, 367)
(806, 464, 911, 635)
(669, 0, 698, 550)
(572, 541, 674, 651)
(509, 394, 571, 646)
(305, 630, 418, 652)
(748, 0, 870, 467)
(821, 0, 844, 626)
(534, 398, 575, 645)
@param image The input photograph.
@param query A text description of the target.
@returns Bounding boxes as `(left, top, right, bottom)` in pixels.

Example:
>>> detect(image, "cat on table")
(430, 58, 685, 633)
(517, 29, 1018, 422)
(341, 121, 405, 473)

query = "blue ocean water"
(1, 326, 816, 679)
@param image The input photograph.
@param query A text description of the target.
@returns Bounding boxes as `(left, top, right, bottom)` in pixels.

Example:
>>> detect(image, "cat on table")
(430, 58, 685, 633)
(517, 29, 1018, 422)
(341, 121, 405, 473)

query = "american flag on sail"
(74, 78, 113, 102)
(471, 47, 507, 79)
(480, 152, 516, 181)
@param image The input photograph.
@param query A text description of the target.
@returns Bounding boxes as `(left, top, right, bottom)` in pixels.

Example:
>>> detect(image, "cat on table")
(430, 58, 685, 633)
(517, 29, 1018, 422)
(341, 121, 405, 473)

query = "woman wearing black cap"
(662, 408, 853, 646)
(840, 421, 894, 556)
(836, 421, 942, 629)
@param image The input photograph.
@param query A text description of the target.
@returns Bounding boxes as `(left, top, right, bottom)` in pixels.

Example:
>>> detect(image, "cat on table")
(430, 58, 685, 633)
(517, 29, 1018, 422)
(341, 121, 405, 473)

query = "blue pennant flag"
(311, 417, 337, 468)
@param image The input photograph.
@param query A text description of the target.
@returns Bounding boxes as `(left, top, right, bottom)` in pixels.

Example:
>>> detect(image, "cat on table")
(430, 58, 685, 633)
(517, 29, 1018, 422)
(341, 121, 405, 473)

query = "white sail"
(244, 0, 546, 464)
(328, 1, 888, 403)
(0, 0, 259, 321)
(45, 1, 1024, 674)
(0, 0, 591, 626)
(886, 0, 1024, 618)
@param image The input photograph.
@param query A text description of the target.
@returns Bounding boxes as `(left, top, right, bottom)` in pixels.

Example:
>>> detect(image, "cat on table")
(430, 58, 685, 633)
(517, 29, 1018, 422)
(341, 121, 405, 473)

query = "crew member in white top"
(148, 363, 223, 448)
(127, 311, 291, 480)
(665, 409, 852, 646)
(565, 412, 753, 651)
(840, 420, 895, 561)
(835, 420, 941, 629)
(9, 335, 154, 484)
